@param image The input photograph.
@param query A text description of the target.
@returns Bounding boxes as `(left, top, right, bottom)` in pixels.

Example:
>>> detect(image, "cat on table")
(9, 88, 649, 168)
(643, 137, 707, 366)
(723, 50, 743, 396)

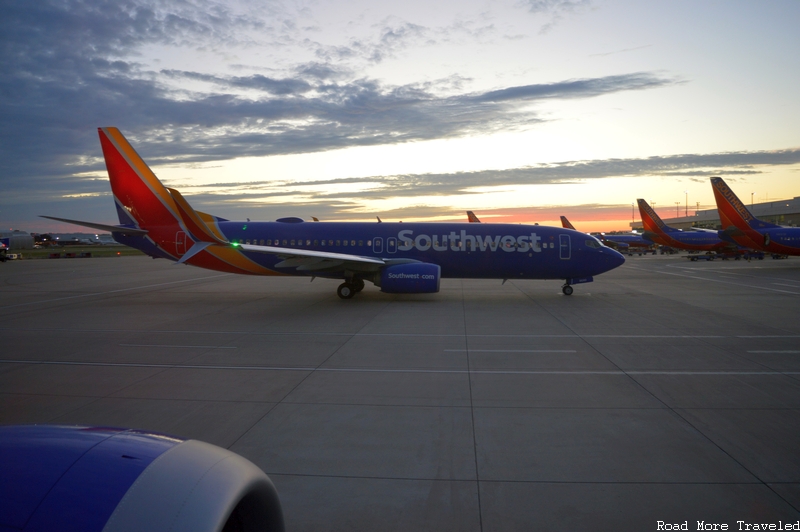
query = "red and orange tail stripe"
(637, 199, 666, 234)
(167, 188, 227, 245)
(710, 177, 754, 230)
(99, 127, 181, 228)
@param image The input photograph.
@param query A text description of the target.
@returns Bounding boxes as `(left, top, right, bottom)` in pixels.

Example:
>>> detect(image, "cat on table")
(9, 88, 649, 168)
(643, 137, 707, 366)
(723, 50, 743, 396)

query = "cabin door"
(386, 237, 397, 253)
(176, 231, 186, 255)
(559, 234, 571, 260)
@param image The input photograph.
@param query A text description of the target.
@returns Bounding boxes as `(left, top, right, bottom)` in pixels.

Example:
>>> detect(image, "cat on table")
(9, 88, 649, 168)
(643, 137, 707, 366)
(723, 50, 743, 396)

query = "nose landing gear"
(561, 283, 573, 296)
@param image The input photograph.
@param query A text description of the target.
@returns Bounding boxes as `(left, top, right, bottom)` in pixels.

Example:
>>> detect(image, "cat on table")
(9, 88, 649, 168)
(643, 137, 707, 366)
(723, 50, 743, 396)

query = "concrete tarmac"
(1, 253, 799, 530)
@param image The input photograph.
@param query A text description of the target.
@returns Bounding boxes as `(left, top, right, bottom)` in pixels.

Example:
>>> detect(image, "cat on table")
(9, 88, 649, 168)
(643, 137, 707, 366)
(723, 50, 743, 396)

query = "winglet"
(166, 188, 228, 245)
(560, 216, 576, 230)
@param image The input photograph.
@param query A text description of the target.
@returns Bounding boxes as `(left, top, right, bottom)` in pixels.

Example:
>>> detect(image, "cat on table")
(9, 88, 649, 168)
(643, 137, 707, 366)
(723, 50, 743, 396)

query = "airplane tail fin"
(467, 211, 481, 223)
(710, 177, 781, 230)
(560, 216, 576, 230)
(98, 127, 182, 230)
(637, 199, 671, 235)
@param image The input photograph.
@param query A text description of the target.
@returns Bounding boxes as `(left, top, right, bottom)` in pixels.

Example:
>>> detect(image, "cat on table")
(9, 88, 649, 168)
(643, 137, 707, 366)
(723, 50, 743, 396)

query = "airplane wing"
(39, 216, 148, 235)
(238, 243, 389, 272)
(166, 186, 410, 274)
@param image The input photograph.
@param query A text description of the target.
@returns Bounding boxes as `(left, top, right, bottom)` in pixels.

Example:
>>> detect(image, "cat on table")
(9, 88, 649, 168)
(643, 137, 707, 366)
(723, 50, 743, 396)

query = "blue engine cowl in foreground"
(0, 425, 284, 532)
(379, 263, 441, 294)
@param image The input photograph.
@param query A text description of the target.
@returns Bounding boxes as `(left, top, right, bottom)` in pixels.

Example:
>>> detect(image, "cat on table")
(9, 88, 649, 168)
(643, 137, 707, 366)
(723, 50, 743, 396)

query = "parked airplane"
(711, 177, 800, 256)
(44, 128, 624, 298)
(560, 216, 652, 253)
(636, 199, 733, 252)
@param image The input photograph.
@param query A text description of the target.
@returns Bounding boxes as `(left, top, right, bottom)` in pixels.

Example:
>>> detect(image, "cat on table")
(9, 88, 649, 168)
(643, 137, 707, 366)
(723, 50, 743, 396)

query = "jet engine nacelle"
(380, 263, 441, 294)
(0, 425, 284, 532)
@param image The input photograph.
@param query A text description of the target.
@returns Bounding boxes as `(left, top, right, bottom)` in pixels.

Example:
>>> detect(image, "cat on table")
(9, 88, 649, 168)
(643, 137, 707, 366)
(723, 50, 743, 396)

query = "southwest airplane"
(711, 176, 800, 255)
(636, 198, 733, 252)
(560, 216, 652, 253)
(44, 128, 624, 298)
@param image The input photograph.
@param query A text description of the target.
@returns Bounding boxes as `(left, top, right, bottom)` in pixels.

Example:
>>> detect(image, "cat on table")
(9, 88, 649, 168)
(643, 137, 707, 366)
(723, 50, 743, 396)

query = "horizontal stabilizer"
(177, 241, 213, 264)
(40, 216, 148, 235)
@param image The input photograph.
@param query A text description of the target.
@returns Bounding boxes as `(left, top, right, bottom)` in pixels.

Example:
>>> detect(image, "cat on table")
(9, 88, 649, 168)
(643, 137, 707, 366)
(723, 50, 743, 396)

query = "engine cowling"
(380, 263, 440, 294)
(0, 425, 284, 532)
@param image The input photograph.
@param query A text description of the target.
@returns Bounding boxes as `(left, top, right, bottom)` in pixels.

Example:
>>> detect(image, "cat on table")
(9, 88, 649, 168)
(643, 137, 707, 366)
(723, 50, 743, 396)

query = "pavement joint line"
(119, 344, 238, 349)
(0, 274, 231, 309)
(2, 360, 799, 376)
(4, 327, 800, 339)
(444, 349, 578, 353)
(626, 266, 800, 295)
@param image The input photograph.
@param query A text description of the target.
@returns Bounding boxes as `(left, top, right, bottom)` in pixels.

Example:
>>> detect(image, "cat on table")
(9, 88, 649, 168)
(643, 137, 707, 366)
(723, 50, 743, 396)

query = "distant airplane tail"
(467, 211, 481, 223)
(636, 199, 671, 236)
(559, 216, 576, 230)
(710, 177, 781, 231)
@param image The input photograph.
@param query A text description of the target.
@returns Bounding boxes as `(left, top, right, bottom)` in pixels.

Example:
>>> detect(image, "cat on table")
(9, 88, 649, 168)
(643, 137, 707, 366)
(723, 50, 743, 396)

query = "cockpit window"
(585, 239, 601, 249)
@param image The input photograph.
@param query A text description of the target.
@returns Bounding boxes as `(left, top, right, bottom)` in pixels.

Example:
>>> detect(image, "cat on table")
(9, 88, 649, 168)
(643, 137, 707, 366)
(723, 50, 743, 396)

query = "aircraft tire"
(562, 285, 573, 296)
(352, 278, 365, 292)
(337, 283, 356, 299)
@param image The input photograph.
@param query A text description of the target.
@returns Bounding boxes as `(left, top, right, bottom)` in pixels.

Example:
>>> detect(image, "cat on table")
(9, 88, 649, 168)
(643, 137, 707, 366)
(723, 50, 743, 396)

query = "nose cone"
(594, 247, 625, 274)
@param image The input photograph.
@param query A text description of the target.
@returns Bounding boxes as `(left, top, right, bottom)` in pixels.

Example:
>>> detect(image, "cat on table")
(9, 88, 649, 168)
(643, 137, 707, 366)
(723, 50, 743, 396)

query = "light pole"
(751, 192, 754, 207)
(675, 202, 680, 218)
(684, 190, 688, 217)
(631, 203, 634, 223)
(696, 202, 700, 216)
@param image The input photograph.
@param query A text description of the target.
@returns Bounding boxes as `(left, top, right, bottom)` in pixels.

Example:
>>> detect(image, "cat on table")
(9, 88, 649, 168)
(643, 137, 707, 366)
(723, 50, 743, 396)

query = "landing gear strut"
(561, 284, 573, 296)
(351, 278, 365, 292)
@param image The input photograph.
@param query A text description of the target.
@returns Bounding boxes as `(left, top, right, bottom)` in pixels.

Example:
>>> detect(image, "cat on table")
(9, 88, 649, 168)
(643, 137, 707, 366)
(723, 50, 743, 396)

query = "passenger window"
(336, 240, 341, 246)
(282, 240, 288, 246)
(306, 240, 311, 246)
(314, 240, 319, 246)
(343, 240, 348, 246)
(358, 240, 363, 246)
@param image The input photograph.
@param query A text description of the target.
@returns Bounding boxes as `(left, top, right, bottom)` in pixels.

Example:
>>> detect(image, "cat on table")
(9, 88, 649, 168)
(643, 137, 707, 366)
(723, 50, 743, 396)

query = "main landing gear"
(337, 278, 365, 299)
(561, 283, 573, 296)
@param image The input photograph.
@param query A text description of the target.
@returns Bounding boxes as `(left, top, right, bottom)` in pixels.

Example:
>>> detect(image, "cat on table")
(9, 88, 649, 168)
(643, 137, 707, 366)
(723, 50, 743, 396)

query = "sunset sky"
(3, 0, 799, 233)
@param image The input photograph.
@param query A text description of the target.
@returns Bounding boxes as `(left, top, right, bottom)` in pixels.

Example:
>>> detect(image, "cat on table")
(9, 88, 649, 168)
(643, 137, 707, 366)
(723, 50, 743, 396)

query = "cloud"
(0, 0, 679, 193)
(519, 0, 592, 34)
(174, 148, 800, 203)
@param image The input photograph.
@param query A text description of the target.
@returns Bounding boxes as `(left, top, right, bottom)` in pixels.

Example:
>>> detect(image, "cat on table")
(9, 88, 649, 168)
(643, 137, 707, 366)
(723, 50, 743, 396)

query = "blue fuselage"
(209, 221, 625, 280)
